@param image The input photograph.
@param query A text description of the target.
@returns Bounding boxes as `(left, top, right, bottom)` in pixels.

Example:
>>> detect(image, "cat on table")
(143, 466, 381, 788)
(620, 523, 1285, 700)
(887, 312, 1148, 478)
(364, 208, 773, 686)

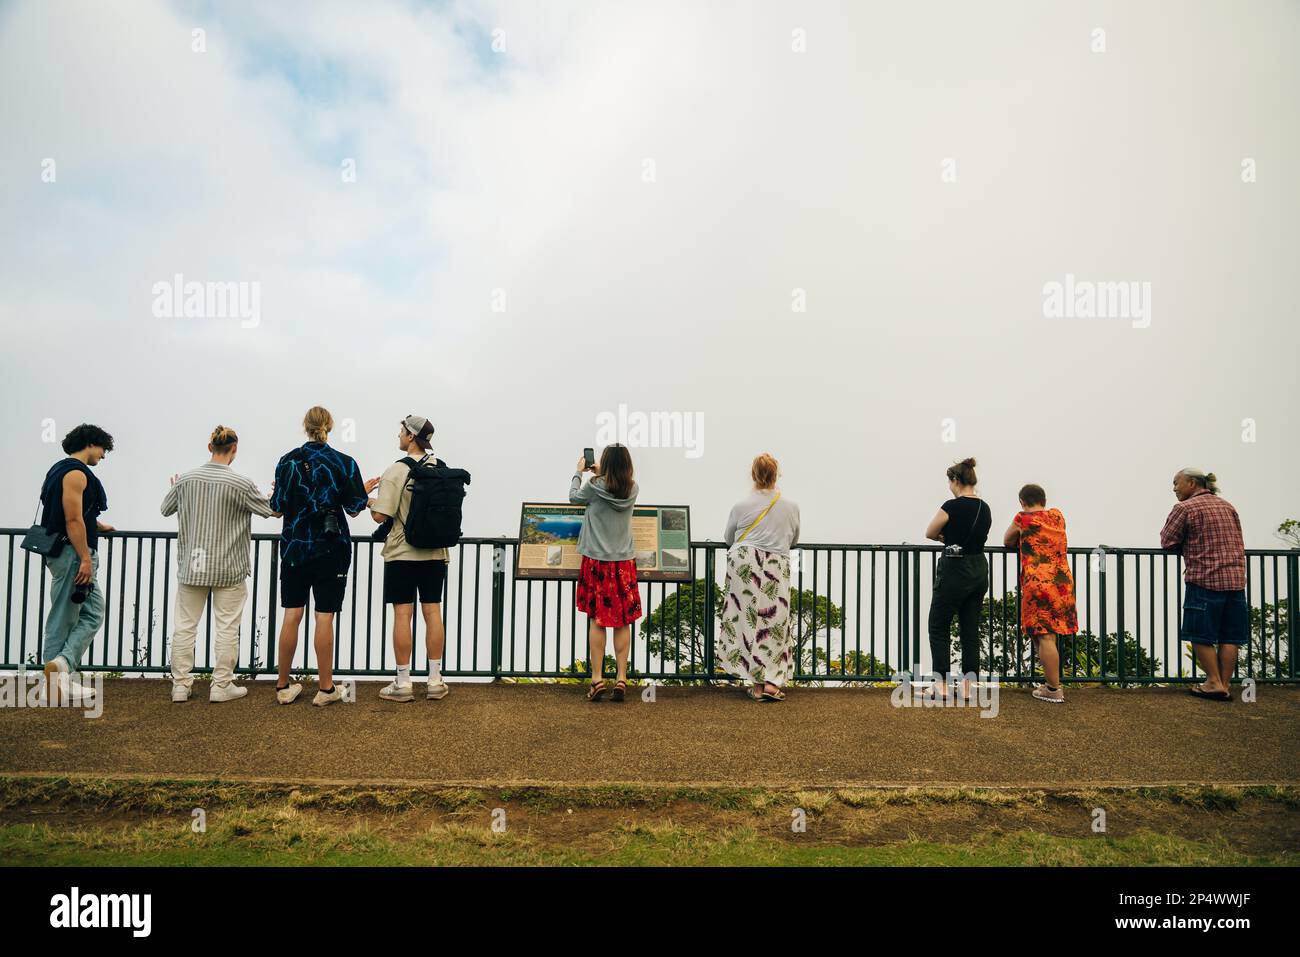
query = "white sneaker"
(379, 681, 414, 702)
(276, 682, 303, 705)
(427, 679, 449, 700)
(312, 686, 344, 707)
(172, 684, 191, 703)
(209, 683, 248, 703)
(66, 677, 96, 706)
(43, 657, 69, 705)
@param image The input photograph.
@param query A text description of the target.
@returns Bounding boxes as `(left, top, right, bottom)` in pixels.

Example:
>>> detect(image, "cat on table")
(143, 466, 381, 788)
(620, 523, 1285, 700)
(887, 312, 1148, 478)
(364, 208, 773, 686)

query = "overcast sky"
(1, 0, 1296, 549)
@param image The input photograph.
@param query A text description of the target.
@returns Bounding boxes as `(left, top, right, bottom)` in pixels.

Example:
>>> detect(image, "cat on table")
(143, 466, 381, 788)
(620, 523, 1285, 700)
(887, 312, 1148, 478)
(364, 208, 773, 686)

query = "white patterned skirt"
(718, 545, 794, 687)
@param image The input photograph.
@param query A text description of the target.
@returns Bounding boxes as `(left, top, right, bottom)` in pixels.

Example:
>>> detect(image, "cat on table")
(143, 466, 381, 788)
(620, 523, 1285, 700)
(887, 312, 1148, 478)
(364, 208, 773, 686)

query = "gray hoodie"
(569, 472, 639, 561)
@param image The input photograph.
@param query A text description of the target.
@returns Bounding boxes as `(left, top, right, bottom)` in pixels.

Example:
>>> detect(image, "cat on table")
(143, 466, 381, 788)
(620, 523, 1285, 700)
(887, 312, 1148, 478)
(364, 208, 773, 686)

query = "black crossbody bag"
(20, 498, 64, 558)
(936, 499, 987, 587)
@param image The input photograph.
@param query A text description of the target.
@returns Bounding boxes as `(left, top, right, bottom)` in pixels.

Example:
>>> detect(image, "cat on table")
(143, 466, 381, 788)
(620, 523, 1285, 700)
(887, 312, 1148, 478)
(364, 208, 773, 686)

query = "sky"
(1, 0, 1296, 549)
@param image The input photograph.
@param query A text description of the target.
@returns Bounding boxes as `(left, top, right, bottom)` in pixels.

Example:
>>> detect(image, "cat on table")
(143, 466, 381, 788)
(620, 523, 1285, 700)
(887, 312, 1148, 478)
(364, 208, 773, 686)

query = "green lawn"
(2, 778, 1296, 867)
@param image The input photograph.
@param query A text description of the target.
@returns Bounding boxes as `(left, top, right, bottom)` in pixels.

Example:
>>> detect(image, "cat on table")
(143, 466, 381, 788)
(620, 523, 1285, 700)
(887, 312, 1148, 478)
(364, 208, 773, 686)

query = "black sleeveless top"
(40, 459, 109, 551)
(940, 496, 991, 553)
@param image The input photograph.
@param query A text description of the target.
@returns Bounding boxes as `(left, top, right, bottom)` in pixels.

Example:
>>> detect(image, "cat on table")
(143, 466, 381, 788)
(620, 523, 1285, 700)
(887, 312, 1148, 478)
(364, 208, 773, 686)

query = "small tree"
(1245, 598, 1293, 679)
(507, 655, 621, 685)
(641, 578, 721, 679)
(789, 588, 845, 674)
(829, 649, 894, 683)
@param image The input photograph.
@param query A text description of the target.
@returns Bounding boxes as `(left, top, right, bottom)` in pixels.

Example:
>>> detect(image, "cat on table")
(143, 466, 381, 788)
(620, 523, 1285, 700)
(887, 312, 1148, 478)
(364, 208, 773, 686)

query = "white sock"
(429, 661, 442, 682)
(396, 665, 410, 686)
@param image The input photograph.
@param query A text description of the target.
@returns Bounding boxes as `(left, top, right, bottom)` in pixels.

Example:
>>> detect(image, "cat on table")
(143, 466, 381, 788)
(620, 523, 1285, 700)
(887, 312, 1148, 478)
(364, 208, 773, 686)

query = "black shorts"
(281, 555, 350, 613)
(384, 560, 447, 605)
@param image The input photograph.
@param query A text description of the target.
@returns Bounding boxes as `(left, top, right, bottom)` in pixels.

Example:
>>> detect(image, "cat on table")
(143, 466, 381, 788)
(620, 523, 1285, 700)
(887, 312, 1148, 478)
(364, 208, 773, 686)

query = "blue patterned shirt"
(270, 442, 367, 566)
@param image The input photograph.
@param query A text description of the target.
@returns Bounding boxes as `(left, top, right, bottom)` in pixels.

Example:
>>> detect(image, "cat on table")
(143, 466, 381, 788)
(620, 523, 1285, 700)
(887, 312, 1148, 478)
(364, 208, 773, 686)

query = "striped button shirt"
(1159, 491, 1246, 591)
(161, 462, 275, 587)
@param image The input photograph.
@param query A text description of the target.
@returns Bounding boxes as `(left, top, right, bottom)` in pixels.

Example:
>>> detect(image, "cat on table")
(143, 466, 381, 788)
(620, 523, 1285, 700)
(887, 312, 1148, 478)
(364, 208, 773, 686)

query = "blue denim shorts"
(1180, 582, 1248, 646)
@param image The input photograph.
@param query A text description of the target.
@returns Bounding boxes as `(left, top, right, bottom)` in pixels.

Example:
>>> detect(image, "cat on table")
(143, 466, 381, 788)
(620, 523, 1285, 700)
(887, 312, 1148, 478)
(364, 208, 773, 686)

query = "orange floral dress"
(1014, 508, 1078, 637)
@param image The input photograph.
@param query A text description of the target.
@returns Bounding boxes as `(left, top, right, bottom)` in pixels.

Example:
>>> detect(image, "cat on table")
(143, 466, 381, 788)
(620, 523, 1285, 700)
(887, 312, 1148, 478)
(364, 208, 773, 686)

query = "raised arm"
(161, 477, 179, 518)
(569, 472, 591, 505)
(269, 460, 289, 516)
(370, 467, 398, 523)
(342, 459, 369, 518)
(243, 480, 275, 519)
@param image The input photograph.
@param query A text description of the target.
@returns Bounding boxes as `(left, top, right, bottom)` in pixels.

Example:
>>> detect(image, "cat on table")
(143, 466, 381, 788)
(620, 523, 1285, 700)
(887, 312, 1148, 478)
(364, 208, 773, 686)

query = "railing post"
(490, 543, 505, 680)
(703, 545, 716, 683)
(1288, 551, 1298, 680)
(899, 548, 910, 673)
(899, 548, 909, 676)
(912, 550, 921, 676)
(1098, 548, 1108, 679)
(1116, 550, 1126, 683)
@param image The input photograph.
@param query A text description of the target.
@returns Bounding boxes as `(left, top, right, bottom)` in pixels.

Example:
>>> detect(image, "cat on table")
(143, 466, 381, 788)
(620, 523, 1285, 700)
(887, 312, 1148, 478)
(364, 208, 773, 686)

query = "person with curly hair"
(37, 424, 116, 705)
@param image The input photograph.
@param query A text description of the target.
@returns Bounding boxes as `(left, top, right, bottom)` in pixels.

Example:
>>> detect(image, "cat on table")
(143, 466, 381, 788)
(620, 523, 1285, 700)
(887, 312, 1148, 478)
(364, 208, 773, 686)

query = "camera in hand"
(71, 581, 95, 604)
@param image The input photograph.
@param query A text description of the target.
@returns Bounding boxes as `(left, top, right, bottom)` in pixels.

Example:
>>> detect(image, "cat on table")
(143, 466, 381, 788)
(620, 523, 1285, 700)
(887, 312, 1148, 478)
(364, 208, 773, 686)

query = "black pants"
(927, 553, 988, 679)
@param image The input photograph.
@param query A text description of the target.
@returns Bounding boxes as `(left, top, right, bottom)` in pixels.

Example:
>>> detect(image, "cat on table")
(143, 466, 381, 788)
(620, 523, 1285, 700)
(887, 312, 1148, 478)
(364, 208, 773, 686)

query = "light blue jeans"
(43, 547, 104, 669)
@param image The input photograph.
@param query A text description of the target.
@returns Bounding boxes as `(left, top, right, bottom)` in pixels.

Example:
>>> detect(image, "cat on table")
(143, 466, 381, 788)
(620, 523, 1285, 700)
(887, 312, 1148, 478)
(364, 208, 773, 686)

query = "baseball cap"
(401, 414, 435, 450)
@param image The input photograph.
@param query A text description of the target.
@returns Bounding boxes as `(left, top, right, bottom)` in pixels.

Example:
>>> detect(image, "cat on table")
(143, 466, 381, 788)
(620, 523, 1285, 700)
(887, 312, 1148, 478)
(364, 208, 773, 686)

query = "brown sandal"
(610, 679, 627, 702)
(587, 680, 609, 702)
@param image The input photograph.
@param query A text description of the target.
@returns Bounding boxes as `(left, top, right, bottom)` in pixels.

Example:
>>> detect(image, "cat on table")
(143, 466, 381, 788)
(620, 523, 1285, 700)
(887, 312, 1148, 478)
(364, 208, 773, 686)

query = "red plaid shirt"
(1159, 491, 1246, 590)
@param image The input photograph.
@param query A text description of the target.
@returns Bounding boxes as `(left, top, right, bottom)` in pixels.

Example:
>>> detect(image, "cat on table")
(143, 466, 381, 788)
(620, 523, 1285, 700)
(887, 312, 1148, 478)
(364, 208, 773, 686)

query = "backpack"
(396, 456, 471, 549)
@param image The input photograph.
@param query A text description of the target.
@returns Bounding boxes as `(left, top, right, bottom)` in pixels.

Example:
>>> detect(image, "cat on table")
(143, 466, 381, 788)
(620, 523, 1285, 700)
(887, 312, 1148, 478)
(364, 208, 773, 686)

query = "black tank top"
(940, 497, 990, 553)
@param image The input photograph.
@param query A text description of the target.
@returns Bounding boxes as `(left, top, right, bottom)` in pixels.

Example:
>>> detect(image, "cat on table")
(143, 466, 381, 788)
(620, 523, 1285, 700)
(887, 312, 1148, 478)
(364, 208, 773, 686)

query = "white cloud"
(0, 0, 1296, 546)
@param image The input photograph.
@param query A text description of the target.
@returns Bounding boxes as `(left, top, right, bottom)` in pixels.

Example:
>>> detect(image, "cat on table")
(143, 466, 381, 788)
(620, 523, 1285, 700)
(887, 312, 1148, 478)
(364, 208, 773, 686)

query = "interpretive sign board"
(515, 503, 693, 581)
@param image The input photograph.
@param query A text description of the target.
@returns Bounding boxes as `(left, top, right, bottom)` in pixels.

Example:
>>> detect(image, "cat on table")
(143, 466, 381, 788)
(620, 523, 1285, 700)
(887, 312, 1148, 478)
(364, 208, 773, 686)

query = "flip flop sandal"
(1189, 686, 1231, 702)
(610, 679, 627, 702)
(587, 680, 609, 702)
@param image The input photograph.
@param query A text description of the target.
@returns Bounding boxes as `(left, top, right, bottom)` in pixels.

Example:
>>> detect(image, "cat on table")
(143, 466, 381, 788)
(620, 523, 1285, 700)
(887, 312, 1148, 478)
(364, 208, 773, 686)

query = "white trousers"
(171, 582, 248, 689)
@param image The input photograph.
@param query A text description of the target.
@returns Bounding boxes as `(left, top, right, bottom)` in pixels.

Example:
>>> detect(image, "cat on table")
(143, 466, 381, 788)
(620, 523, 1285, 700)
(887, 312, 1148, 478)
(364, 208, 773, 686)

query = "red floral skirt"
(576, 557, 643, 628)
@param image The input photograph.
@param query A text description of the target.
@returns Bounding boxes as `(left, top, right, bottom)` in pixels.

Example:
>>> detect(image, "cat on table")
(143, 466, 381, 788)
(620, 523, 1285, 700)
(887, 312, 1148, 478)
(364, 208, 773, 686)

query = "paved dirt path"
(2, 681, 1296, 788)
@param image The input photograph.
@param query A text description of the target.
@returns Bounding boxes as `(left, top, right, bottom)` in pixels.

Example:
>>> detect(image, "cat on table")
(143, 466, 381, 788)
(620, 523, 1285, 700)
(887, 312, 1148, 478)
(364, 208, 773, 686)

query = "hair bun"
(961, 457, 977, 468)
